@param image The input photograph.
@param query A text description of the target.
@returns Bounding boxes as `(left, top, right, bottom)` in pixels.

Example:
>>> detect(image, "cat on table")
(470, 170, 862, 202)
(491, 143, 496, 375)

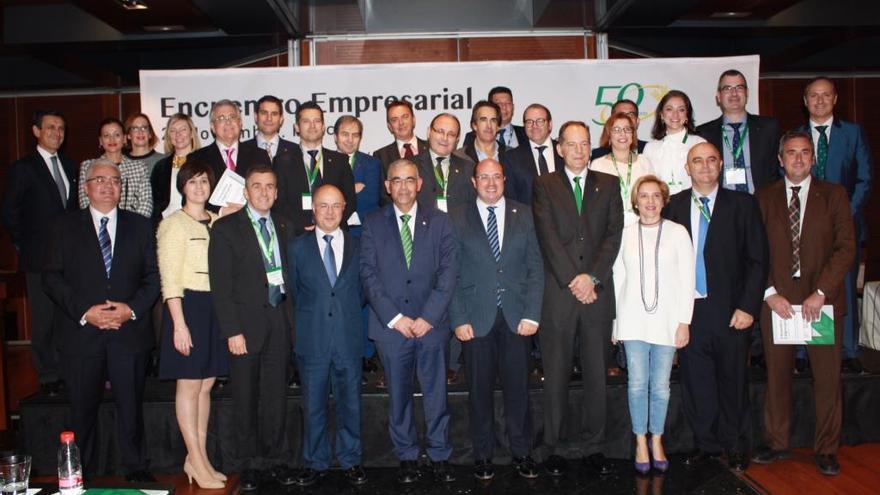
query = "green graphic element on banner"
(809, 311, 835, 345)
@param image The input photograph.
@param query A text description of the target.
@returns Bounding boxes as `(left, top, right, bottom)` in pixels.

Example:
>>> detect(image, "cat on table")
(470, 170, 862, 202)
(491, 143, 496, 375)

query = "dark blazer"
(590, 140, 648, 160)
(462, 125, 527, 150)
(351, 151, 382, 235)
(273, 147, 357, 235)
(187, 142, 271, 213)
(240, 137, 302, 169)
(501, 140, 564, 204)
(457, 140, 504, 165)
(696, 113, 781, 191)
(798, 119, 873, 240)
(2, 150, 79, 272)
(663, 187, 768, 323)
(359, 203, 458, 346)
(149, 155, 175, 226)
(42, 209, 160, 355)
(208, 208, 293, 348)
(414, 150, 476, 211)
(448, 200, 544, 337)
(755, 179, 855, 315)
(373, 138, 428, 206)
(288, 230, 363, 359)
(532, 169, 623, 325)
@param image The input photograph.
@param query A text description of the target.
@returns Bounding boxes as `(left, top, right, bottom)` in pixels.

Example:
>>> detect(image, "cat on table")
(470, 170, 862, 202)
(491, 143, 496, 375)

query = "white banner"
(139, 55, 759, 154)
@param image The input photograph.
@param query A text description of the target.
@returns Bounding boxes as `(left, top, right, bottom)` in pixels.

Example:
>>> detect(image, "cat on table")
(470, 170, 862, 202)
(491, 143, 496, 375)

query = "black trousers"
(27, 272, 59, 384)
(227, 305, 293, 470)
(462, 310, 532, 461)
(680, 298, 751, 453)
(64, 348, 148, 476)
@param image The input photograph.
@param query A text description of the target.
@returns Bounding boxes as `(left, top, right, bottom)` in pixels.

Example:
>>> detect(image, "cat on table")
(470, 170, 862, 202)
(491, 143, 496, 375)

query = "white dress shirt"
(89, 206, 118, 255)
(301, 146, 324, 178)
(476, 197, 505, 251)
(809, 116, 834, 151)
(216, 141, 238, 167)
(257, 133, 280, 160)
(642, 130, 706, 195)
(428, 150, 450, 195)
(564, 167, 588, 194)
(315, 226, 344, 275)
(529, 138, 555, 177)
(689, 185, 718, 299)
(397, 136, 420, 158)
(37, 145, 70, 197)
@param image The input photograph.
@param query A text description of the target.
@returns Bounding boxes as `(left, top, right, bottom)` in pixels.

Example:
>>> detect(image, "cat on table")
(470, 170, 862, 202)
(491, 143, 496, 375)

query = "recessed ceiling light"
(710, 11, 751, 18)
(118, 0, 149, 10)
(144, 25, 185, 32)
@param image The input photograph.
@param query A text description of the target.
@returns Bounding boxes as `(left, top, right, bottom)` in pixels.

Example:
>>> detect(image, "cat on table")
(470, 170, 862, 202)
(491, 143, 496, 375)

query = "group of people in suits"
(0, 69, 871, 486)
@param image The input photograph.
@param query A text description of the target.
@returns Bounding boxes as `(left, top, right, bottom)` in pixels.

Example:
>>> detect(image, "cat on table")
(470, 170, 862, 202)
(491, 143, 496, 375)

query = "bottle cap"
(60, 431, 75, 443)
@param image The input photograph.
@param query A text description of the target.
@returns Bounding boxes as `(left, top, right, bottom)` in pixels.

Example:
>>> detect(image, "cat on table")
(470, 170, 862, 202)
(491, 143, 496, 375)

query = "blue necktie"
(259, 217, 283, 306)
(98, 216, 112, 278)
(487, 206, 502, 307)
(728, 123, 749, 193)
(322, 234, 337, 286)
(695, 197, 710, 296)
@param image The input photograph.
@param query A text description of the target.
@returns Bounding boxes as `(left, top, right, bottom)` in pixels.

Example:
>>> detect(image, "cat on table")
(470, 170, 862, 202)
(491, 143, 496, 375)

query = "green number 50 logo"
(592, 82, 668, 126)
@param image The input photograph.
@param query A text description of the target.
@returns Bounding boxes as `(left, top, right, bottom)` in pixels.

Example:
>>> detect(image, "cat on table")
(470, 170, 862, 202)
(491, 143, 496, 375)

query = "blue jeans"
(624, 340, 676, 435)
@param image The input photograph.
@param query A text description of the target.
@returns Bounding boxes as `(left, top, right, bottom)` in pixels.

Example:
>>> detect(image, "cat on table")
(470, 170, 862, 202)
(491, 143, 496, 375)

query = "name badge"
(436, 196, 448, 213)
(725, 168, 747, 185)
(301, 193, 312, 210)
(266, 267, 284, 286)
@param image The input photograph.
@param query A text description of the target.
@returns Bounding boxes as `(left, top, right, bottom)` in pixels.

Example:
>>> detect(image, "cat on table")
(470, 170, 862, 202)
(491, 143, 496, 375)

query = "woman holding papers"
(157, 160, 228, 489)
(642, 90, 706, 195)
(612, 175, 694, 474)
(151, 113, 201, 225)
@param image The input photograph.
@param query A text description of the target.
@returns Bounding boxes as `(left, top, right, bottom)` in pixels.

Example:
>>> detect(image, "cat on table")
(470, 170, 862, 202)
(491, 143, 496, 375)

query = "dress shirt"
(89, 206, 118, 256)
(564, 167, 588, 193)
(529, 138, 555, 176)
(315, 225, 344, 275)
(720, 115, 755, 193)
(36, 145, 70, 196)
(257, 133, 280, 159)
(216, 141, 239, 168)
(162, 167, 183, 219)
(763, 175, 813, 300)
(387, 202, 418, 329)
(689, 185, 718, 299)
(809, 117, 834, 151)
(476, 197, 506, 251)
(498, 123, 519, 149)
(301, 146, 324, 178)
(642, 129, 706, 195)
(396, 136, 419, 158)
(246, 205, 283, 272)
(428, 150, 450, 195)
(474, 143, 499, 162)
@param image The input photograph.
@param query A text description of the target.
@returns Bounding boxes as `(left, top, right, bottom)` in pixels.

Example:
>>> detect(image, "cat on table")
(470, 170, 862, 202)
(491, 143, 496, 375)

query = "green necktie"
(400, 214, 413, 268)
(573, 176, 583, 215)
(815, 125, 829, 180)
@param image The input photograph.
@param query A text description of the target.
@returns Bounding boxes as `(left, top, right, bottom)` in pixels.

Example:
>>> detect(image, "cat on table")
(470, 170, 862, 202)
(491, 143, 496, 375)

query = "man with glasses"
(590, 99, 648, 160)
(502, 103, 564, 205)
(415, 113, 476, 214)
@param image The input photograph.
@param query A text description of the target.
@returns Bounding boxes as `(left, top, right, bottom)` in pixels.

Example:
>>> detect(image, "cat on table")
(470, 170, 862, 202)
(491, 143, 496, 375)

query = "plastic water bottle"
(57, 431, 83, 495)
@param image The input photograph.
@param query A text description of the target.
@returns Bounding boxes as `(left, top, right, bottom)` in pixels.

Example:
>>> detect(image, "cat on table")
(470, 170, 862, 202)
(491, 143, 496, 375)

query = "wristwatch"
(130, 309, 137, 321)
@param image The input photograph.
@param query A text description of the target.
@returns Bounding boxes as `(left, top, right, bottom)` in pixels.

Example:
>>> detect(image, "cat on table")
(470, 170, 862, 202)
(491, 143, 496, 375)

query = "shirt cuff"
(817, 288, 825, 296)
(522, 319, 540, 327)
(79, 313, 88, 326)
(763, 286, 777, 301)
(388, 313, 403, 329)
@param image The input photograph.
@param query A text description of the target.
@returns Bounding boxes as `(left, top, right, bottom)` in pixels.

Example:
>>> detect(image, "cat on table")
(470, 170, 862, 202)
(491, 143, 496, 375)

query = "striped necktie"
(400, 214, 413, 268)
(487, 206, 502, 307)
(98, 216, 112, 278)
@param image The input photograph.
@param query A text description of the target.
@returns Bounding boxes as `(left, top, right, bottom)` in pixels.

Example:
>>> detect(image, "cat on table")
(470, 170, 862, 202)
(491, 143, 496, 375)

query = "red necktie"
(224, 148, 236, 171)
(402, 143, 414, 159)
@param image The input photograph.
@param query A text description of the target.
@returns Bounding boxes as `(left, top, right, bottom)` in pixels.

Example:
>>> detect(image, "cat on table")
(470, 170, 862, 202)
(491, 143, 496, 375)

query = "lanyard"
(721, 123, 749, 164)
(305, 151, 322, 186)
(433, 160, 448, 196)
(682, 133, 689, 144)
(611, 151, 634, 199)
(691, 192, 711, 223)
(247, 209, 276, 265)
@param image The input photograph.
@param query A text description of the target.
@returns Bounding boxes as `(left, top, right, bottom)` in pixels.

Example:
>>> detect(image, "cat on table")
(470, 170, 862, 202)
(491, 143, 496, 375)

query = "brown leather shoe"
(376, 373, 387, 389)
(446, 369, 462, 385)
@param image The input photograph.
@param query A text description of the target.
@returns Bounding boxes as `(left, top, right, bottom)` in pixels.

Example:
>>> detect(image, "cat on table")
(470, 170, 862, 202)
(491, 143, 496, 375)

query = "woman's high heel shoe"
(183, 459, 225, 489)
(185, 456, 227, 482)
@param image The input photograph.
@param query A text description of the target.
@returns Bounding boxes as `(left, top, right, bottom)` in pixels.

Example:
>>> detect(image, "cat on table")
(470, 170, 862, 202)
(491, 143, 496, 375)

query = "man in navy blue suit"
(359, 158, 458, 484)
(800, 77, 873, 374)
(287, 184, 367, 487)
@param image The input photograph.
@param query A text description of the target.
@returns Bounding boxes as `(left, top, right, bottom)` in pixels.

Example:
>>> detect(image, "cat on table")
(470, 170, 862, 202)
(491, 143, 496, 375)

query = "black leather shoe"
(815, 454, 840, 476)
(216, 376, 228, 389)
(683, 450, 722, 467)
(239, 469, 260, 491)
(344, 465, 367, 485)
(473, 459, 494, 480)
(398, 460, 419, 484)
(726, 451, 749, 471)
(587, 453, 612, 475)
(124, 470, 156, 483)
(751, 446, 792, 465)
(41, 380, 62, 397)
(288, 372, 300, 389)
(432, 460, 456, 482)
(363, 357, 379, 373)
(512, 456, 539, 479)
(269, 464, 297, 486)
(794, 358, 808, 374)
(842, 358, 864, 374)
(294, 467, 324, 487)
(544, 454, 567, 477)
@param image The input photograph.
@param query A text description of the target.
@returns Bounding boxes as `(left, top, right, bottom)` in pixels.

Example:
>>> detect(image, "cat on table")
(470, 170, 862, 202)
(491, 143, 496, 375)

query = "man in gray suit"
(449, 158, 544, 481)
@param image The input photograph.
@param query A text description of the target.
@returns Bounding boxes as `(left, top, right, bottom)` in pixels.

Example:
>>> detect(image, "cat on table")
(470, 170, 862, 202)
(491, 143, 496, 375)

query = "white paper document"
(772, 305, 835, 345)
(347, 212, 361, 226)
(209, 168, 246, 207)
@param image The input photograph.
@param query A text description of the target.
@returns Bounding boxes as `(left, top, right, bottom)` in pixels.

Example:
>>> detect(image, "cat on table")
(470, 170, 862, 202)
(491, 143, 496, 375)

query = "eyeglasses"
(212, 114, 240, 124)
(87, 176, 122, 186)
(128, 125, 151, 133)
(524, 118, 547, 127)
(431, 128, 459, 140)
(719, 84, 747, 94)
(388, 177, 418, 186)
(475, 173, 504, 182)
(611, 127, 634, 135)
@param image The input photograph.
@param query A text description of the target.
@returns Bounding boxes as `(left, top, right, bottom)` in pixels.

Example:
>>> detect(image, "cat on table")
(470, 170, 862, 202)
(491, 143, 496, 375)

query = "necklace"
(638, 219, 663, 314)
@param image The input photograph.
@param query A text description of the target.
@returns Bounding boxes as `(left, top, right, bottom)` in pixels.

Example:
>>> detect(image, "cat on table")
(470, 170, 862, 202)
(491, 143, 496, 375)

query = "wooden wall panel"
(459, 35, 585, 61)
(121, 93, 142, 120)
(315, 39, 457, 65)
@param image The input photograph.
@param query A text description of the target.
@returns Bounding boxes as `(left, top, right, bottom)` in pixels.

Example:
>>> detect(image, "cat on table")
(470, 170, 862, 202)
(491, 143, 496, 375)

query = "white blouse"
(642, 129, 706, 196)
(589, 153, 654, 227)
(612, 220, 695, 346)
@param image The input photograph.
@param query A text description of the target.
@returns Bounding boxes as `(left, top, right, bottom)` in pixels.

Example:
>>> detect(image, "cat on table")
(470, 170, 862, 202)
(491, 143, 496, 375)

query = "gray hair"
(87, 158, 120, 179)
(387, 158, 419, 178)
(210, 99, 241, 122)
(777, 130, 814, 157)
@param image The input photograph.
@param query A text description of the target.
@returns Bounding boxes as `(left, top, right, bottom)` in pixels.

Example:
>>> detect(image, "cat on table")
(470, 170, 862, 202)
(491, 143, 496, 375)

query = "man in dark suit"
(502, 103, 564, 205)
(532, 121, 623, 476)
(240, 94, 302, 171)
(272, 101, 356, 235)
(209, 166, 296, 491)
(287, 184, 366, 487)
(333, 115, 381, 237)
(187, 99, 268, 215)
(752, 131, 855, 476)
(458, 101, 504, 163)
(662, 142, 768, 471)
(42, 160, 160, 481)
(415, 113, 476, 213)
(373, 100, 428, 205)
(449, 158, 544, 480)
(462, 86, 528, 151)
(2, 110, 78, 395)
(590, 99, 648, 160)
(359, 159, 458, 484)
(799, 77, 872, 374)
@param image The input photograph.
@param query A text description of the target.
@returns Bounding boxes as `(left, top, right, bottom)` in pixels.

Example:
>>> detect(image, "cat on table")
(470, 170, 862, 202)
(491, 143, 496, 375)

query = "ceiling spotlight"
(710, 11, 750, 18)
(118, 0, 149, 10)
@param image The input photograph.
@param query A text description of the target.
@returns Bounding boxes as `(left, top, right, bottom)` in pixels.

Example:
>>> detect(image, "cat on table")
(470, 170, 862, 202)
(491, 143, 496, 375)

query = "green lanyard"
(682, 133, 689, 144)
(721, 123, 749, 164)
(247, 209, 276, 265)
(305, 151, 322, 186)
(611, 151, 634, 200)
(433, 159, 448, 196)
(691, 192, 711, 223)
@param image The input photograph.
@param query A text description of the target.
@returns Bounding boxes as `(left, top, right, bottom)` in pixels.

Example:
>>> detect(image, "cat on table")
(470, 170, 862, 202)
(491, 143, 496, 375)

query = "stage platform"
(19, 369, 880, 476)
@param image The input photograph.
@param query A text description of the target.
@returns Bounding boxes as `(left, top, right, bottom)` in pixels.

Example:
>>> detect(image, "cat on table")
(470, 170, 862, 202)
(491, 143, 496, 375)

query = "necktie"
(695, 197, 710, 296)
(535, 145, 550, 175)
(487, 206, 502, 307)
(497, 128, 507, 148)
(307, 149, 319, 173)
(573, 176, 583, 215)
(322, 234, 337, 286)
(49, 156, 67, 203)
(435, 157, 446, 193)
(789, 186, 802, 277)
(402, 143, 414, 159)
(224, 148, 236, 171)
(400, 214, 413, 269)
(815, 125, 829, 180)
(98, 216, 112, 278)
(264, 141, 275, 161)
(259, 217, 282, 306)
(728, 123, 748, 192)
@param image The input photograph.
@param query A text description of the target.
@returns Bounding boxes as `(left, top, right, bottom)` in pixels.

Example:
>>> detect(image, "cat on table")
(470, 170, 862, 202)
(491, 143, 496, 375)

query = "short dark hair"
(385, 100, 414, 121)
(488, 86, 513, 100)
(296, 101, 324, 123)
(32, 109, 64, 128)
(430, 113, 461, 133)
(257, 95, 283, 111)
(717, 69, 747, 90)
(334, 115, 363, 134)
(245, 164, 277, 183)
(470, 100, 501, 126)
(612, 99, 639, 113)
(522, 103, 552, 122)
(651, 90, 696, 140)
(176, 160, 216, 195)
(558, 121, 590, 143)
(98, 117, 125, 135)
(804, 76, 838, 96)
(777, 130, 814, 157)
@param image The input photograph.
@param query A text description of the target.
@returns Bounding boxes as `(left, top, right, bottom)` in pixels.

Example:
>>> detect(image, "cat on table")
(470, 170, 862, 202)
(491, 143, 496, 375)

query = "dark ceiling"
(2, 0, 878, 92)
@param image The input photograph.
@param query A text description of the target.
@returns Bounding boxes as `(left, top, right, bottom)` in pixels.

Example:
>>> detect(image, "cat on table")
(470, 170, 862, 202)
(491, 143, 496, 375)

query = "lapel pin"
(595, 187, 599, 192)
(422, 220, 427, 226)
(512, 208, 517, 213)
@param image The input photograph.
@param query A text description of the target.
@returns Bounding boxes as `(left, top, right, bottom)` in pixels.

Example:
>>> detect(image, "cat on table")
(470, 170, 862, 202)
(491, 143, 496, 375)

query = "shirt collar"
(476, 196, 505, 212)
(396, 136, 418, 149)
(693, 184, 720, 202)
(246, 204, 272, 224)
(394, 202, 418, 221)
(722, 113, 749, 125)
(217, 141, 237, 153)
(564, 166, 588, 183)
(257, 133, 279, 148)
(810, 116, 834, 128)
(36, 145, 58, 161)
(89, 206, 118, 223)
(529, 137, 553, 149)
(785, 174, 812, 190)
(315, 225, 343, 239)
(429, 149, 449, 164)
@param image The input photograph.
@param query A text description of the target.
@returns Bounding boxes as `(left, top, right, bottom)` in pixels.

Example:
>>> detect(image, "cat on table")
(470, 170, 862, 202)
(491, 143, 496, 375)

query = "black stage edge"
(19, 370, 880, 477)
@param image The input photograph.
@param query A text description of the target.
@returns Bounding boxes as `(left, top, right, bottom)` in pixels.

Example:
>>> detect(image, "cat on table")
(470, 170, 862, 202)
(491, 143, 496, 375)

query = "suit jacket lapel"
(31, 154, 67, 210)
(555, 171, 580, 218)
(826, 119, 845, 171)
(80, 210, 106, 278)
(338, 230, 354, 281)
(501, 202, 519, 257)
(466, 203, 494, 259)
(385, 206, 408, 270)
